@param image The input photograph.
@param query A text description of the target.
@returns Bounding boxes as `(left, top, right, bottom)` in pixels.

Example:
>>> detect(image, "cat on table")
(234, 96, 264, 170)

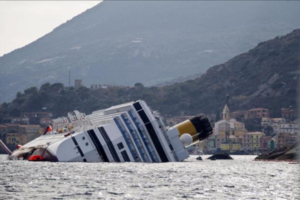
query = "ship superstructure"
(8, 100, 212, 162)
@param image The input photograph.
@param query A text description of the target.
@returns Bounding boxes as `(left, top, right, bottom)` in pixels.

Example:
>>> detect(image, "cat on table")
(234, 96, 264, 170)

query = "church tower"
(222, 95, 230, 121)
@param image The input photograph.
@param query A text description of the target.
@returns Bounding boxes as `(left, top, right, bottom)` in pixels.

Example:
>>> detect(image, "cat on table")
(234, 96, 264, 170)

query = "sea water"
(0, 155, 299, 200)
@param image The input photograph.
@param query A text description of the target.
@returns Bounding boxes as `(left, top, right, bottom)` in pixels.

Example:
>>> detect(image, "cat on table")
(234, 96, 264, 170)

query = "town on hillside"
(167, 103, 298, 154)
(0, 97, 298, 155)
(0, 112, 53, 153)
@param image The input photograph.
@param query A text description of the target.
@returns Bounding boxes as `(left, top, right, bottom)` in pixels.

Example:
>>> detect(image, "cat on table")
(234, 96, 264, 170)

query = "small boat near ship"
(7, 100, 213, 163)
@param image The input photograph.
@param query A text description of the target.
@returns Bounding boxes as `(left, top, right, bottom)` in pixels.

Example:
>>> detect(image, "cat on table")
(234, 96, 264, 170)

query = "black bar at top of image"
(87, 129, 109, 162)
(98, 127, 121, 162)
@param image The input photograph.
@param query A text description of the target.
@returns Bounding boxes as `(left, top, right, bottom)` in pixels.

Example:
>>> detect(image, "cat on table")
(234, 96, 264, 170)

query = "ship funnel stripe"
(189, 115, 213, 141)
(87, 129, 109, 162)
(98, 127, 121, 162)
(190, 116, 204, 133)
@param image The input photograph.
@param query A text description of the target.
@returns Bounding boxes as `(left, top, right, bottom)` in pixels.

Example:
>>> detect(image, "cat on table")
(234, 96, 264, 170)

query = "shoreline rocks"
(207, 153, 233, 160)
(255, 143, 298, 161)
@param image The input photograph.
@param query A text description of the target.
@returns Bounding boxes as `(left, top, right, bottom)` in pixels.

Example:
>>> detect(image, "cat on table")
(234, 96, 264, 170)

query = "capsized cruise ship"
(8, 100, 213, 162)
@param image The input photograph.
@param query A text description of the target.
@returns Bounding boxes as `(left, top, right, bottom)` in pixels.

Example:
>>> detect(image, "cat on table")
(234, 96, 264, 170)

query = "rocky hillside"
(0, 29, 299, 119)
(160, 29, 300, 117)
(1, 1, 300, 103)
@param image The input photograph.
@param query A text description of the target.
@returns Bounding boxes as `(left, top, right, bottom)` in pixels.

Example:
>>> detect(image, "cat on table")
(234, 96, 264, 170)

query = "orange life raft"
(28, 155, 44, 161)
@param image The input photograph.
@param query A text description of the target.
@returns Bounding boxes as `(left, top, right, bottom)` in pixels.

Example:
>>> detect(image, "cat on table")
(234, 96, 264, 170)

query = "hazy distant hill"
(1, 1, 300, 103)
(1, 29, 299, 119)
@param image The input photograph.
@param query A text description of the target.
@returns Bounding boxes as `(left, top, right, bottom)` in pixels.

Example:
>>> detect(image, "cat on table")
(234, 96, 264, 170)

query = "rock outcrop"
(207, 154, 233, 160)
(255, 143, 298, 161)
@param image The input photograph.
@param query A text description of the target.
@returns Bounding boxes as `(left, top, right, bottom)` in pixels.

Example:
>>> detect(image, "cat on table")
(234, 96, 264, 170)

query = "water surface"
(0, 155, 298, 199)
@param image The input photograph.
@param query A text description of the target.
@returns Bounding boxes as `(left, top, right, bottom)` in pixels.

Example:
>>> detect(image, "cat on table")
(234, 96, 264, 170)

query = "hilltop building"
(275, 132, 297, 148)
(245, 108, 270, 119)
(206, 103, 298, 152)
(220, 142, 242, 151)
(75, 79, 83, 89)
(242, 132, 265, 151)
(0, 124, 41, 147)
(260, 136, 273, 151)
(39, 118, 53, 127)
(0, 124, 8, 133)
(2, 117, 29, 125)
(1, 124, 19, 133)
(18, 125, 41, 142)
(261, 118, 299, 134)
(6, 133, 27, 146)
(230, 108, 270, 121)
(214, 105, 247, 138)
(230, 110, 248, 120)
(279, 119, 299, 134)
(20, 112, 53, 125)
(21, 112, 52, 120)
(213, 98, 247, 151)
(281, 108, 297, 120)
(261, 118, 286, 126)
(91, 84, 108, 90)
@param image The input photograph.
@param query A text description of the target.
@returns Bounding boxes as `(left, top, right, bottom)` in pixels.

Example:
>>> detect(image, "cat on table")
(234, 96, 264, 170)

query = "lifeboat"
(28, 155, 44, 161)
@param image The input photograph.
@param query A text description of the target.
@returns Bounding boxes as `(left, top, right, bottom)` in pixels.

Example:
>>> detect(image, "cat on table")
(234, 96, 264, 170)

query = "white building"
(261, 118, 286, 126)
(262, 118, 299, 134)
(214, 103, 246, 136)
(279, 119, 299, 134)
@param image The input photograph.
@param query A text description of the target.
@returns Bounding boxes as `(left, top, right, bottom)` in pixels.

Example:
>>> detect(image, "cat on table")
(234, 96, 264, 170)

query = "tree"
(10, 108, 20, 117)
(40, 83, 50, 91)
(16, 92, 22, 98)
(264, 126, 274, 136)
(134, 83, 144, 88)
(49, 83, 64, 93)
(0, 113, 4, 124)
(24, 87, 38, 95)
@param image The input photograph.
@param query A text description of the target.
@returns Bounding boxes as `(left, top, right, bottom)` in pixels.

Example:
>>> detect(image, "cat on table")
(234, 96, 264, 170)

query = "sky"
(0, 1, 101, 57)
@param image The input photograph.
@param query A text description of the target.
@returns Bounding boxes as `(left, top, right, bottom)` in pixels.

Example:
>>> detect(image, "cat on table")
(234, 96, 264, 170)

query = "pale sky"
(0, 1, 101, 57)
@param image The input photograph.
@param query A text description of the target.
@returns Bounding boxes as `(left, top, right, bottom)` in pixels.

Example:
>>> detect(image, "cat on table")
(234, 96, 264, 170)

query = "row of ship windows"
(75, 102, 168, 163)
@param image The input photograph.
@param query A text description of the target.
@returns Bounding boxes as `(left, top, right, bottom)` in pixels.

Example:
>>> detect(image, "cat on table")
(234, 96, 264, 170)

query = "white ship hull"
(9, 100, 212, 162)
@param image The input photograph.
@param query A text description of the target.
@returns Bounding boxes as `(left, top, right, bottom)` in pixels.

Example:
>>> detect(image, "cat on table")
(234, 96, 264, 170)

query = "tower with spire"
(213, 94, 247, 151)
(222, 95, 230, 121)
